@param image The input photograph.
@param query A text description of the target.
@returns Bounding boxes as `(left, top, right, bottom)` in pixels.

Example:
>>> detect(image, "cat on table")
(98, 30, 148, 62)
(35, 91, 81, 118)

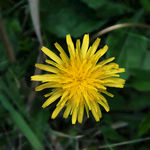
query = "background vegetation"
(0, 0, 150, 149)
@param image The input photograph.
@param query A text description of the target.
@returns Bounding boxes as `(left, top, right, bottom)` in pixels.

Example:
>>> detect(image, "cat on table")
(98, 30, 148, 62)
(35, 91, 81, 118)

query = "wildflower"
(31, 34, 125, 124)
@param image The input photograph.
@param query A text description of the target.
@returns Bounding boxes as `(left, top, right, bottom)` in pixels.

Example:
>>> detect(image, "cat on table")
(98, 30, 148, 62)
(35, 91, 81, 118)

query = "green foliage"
(128, 92, 150, 111)
(106, 10, 145, 79)
(140, 0, 150, 12)
(0, 0, 150, 149)
(142, 51, 150, 70)
(41, 0, 108, 38)
(128, 69, 150, 91)
(0, 94, 44, 150)
(138, 113, 150, 136)
(82, 0, 132, 17)
(101, 126, 125, 141)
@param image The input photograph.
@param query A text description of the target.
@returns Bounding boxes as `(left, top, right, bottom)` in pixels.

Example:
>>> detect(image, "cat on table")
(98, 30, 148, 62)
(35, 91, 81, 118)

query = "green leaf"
(128, 69, 150, 91)
(138, 113, 150, 136)
(81, 0, 132, 17)
(32, 110, 49, 141)
(142, 51, 150, 70)
(41, 1, 107, 37)
(107, 31, 147, 68)
(4, 18, 21, 50)
(81, 0, 129, 11)
(108, 92, 126, 111)
(81, 0, 106, 9)
(0, 75, 27, 116)
(0, 42, 8, 72)
(101, 126, 125, 141)
(129, 81, 150, 91)
(140, 0, 150, 12)
(106, 10, 146, 80)
(0, 94, 45, 150)
(106, 31, 147, 80)
(128, 92, 150, 111)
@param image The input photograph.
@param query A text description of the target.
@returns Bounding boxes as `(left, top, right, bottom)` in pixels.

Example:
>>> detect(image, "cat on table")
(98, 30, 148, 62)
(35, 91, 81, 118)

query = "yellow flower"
(31, 34, 125, 124)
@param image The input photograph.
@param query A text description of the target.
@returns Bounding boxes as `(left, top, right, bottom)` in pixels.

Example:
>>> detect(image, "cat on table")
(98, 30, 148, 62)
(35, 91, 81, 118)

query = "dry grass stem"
(99, 137, 150, 149)
(92, 23, 150, 40)
(0, 12, 16, 63)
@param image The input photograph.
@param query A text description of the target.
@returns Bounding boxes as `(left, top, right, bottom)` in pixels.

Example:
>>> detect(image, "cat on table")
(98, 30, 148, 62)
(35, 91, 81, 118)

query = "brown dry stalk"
(0, 12, 16, 63)
(27, 0, 44, 111)
(27, 50, 43, 111)
(99, 136, 150, 149)
(92, 23, 150, 40)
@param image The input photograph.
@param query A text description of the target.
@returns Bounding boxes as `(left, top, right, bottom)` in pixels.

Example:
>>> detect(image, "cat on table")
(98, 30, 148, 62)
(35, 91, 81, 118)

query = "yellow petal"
(78, 101, 84, 123)
(97, 99, 109, 112)
(106, 68, 125, 74)
(98, 93, 108, 104)
(89, 38, 101, 56)
(103, 83, 124, 88)
(95, 45, 108, 59)
(54, 42, 69, 63)
(75, 39, 81, 61)
(45, 59, 57, 67)
(44, 92, 53, 97)
(101, 90, 114, 98)
(45, 59, 67, 71)
(72, 107, 78, 124)
(81, 34, 89, 58)
(83, 92, 91, 110)
(90, 102, 100, 122)
(103, 63, 119, 70)
(95, 102, 102, 118)
(35, 82, 53, 91)
(42, 91, 62, 108)
(103, 78, 125, 84)
(41, 46, 62, 64)
(66, 34, 75, 57)
(98, 57, 115, 66)
(51, 104, 64, 119)
(31, 74, 59, 82)
(92, 100, 98, 112)
(92, 45, 108, 65)
(57, 91, 69, 106)
(99, 73, 120, 80)
(84, 101, 89, 118)
(35, 64, 58, 73)
(63, 102, 72, 118)
(76, 39, 80, 51)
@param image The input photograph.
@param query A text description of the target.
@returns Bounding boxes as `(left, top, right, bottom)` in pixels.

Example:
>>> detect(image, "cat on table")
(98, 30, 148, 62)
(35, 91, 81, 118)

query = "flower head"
(31, 34, 125, 124)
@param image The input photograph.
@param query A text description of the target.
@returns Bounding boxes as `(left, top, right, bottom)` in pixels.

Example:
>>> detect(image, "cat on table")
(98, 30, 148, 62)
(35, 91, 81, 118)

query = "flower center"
(72, 71, 88, 87)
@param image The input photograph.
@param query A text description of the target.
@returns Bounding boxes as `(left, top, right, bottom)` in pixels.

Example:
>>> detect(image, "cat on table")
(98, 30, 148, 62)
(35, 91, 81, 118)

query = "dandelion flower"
(31, 34, 125, 124)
